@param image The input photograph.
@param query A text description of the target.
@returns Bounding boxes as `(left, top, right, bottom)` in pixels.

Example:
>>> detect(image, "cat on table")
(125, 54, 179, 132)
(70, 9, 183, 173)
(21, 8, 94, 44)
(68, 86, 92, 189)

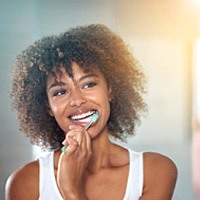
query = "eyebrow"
(48, 81, 66, 91)
(79, 73, 98, 81)
(47, 73, 99, 91)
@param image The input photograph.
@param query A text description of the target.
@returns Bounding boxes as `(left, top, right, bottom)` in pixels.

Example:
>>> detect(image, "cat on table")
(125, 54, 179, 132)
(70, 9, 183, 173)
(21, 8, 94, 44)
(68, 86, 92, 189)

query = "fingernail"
(69, 125, 76, 129)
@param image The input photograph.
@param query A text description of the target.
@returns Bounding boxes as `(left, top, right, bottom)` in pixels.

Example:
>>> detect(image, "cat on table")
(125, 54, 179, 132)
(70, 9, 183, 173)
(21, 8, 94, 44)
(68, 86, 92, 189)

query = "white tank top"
(38, 148, 143, 200)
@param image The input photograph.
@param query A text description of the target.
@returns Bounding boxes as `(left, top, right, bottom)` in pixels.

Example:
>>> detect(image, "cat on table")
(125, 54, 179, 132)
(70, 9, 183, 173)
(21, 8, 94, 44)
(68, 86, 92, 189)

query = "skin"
(192, 117, 200, 197)
(6, 62, 177, 200)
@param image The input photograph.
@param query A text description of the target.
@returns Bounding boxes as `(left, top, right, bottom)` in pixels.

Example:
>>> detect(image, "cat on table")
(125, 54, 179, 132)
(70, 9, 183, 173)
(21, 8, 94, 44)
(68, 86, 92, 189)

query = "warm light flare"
(192, 0, 200, 4)
(193, 39, 200, 116)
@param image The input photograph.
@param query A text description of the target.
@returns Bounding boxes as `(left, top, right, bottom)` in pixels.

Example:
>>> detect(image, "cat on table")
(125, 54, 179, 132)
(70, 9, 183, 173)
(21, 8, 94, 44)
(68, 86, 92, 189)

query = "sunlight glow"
(193, 39, 200, 116)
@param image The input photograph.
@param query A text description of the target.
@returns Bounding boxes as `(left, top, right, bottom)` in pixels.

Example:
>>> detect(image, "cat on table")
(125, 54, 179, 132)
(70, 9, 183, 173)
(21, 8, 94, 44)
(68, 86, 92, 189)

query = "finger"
(67, 144, 77, 153)
(66, 127, 84, 139)
(67, 137, 78, 146)
(62, 134, 78, 146)
(66, 130, 78, 139)
(68, 130, 84, 146)
(61, 144, 77, 155)
(78, 130, 90, 154)
(75, 131, 84, 146)
(69, 127, 86, 146)
(61, 137, 79, 154)
(85, 130, 91, 151)
(69, 124, 83, 129)
(63, 128, 83, 145)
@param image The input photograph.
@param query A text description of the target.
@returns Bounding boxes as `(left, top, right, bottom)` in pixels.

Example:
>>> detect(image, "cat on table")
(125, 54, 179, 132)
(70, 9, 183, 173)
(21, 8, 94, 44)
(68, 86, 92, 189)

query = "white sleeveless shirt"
(38, 148, 143, 200)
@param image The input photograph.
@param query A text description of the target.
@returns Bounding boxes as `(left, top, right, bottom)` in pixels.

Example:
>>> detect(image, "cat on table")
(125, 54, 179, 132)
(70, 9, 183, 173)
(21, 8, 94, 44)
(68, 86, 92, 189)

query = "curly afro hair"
(10, 24, 147, 150)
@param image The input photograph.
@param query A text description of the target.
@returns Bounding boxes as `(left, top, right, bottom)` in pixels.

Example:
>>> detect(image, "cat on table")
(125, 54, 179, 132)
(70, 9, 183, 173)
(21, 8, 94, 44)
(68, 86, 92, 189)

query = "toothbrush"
(61, 113, 99, 153)
(84, 113, 99, 130)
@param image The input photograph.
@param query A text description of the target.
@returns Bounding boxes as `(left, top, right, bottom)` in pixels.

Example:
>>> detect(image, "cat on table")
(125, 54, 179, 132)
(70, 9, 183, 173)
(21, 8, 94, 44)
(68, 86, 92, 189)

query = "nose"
(69, 90, 86, 107)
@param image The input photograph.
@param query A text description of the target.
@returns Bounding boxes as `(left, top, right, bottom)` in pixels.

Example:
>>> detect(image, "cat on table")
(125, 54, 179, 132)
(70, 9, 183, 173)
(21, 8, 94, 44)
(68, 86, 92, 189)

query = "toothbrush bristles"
(84, 113, 99, 130)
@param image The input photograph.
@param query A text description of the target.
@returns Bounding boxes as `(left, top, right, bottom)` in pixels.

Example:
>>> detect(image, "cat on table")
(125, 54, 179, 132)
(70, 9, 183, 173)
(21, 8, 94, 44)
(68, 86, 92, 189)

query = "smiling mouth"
(69, 110, 96, 124)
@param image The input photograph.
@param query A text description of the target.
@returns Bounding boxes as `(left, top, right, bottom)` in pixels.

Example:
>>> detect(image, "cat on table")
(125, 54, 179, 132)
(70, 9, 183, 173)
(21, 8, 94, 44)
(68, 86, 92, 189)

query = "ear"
(45, 101, 54, 116)
(108, 86, 112, 101)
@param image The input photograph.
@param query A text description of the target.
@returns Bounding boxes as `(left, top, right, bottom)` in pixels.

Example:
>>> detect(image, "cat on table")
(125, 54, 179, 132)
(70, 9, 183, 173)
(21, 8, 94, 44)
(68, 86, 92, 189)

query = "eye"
(53, 89, 68, 96)
(83, 81, 97, 89)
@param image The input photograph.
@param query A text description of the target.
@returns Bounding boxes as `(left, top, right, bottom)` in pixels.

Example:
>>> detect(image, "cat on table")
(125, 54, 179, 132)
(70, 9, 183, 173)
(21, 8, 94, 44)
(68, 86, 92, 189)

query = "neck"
(87, 132, 114, 173)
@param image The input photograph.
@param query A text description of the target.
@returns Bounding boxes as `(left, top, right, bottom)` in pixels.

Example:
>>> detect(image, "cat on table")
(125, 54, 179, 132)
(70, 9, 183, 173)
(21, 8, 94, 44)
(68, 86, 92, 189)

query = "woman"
(6, 24, 177, 200)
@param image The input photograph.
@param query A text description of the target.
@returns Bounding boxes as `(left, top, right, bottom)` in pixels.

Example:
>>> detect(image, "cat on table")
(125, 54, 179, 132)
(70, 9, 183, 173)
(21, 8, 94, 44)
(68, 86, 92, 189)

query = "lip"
(69, 110, 96, 120)
(68, 109, 98, 127)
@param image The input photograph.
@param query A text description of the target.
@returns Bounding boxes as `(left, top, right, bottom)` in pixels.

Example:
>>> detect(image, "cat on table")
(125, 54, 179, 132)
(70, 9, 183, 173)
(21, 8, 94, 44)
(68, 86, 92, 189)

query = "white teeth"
(71, 111, 95, 120)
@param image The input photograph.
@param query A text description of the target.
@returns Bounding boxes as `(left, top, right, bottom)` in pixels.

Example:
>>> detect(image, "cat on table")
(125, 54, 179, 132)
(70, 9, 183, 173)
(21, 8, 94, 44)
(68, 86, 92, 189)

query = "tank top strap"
(123, 148, 144, 200)
(39, 151, 63, 200)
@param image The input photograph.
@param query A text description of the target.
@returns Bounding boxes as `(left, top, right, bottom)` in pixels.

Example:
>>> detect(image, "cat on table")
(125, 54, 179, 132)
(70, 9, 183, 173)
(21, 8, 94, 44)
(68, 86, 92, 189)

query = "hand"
(57, 125, 92, 199)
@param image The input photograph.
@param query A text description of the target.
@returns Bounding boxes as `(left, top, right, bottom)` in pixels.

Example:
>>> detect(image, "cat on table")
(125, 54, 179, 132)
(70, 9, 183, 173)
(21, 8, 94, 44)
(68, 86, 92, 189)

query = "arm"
(5, 160, 39, 200)
(192, 117, 200, 196)
(140, 153, 177, 200)
(57, 125, 92, 200)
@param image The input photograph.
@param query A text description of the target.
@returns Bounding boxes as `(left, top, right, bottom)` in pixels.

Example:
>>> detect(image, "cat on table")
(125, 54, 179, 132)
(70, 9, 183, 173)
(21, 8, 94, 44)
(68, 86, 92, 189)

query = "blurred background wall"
(0, 0, 199, 199)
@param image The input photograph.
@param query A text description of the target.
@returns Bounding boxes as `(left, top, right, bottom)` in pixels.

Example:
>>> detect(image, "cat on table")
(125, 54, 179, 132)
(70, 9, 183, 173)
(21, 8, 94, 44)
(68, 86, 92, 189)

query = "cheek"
(92, 91, 110, 107)
(48, 99, 65, 116)
(48, 99, 56, 113)
(99, 91, 111, 115)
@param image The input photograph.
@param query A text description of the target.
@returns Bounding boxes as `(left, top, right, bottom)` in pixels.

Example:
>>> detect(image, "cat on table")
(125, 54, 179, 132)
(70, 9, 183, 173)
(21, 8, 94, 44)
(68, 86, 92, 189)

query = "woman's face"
(46, 62, 112, 138)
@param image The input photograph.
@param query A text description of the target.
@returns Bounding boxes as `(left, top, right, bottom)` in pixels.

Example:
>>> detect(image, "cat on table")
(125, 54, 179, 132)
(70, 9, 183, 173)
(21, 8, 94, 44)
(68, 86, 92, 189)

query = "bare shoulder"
(143, 152, 177, 174)
(141, 152, 178, 199)
(5, 159, 39, 200)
